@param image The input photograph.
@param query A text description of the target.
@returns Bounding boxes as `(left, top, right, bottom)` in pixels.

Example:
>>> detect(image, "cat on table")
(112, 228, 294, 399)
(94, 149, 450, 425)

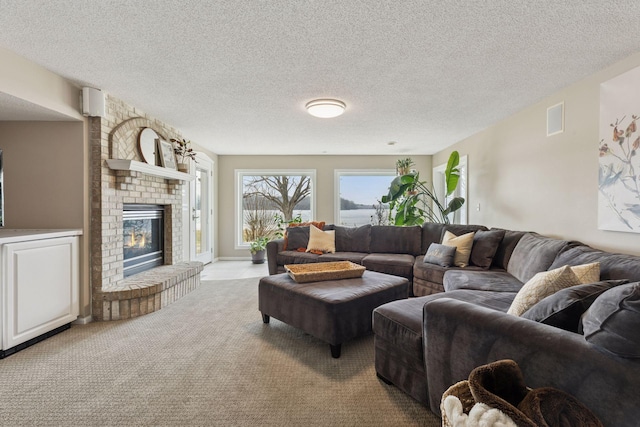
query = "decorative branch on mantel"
(106, 159, 195, 181)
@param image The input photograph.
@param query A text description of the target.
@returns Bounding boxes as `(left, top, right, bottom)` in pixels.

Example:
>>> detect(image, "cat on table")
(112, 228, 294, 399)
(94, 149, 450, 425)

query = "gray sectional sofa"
(266, 223, 640, 426)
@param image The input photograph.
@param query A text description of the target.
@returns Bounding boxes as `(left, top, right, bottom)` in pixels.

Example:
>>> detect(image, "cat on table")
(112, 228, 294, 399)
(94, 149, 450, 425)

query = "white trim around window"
(334, 169, 395, 226)
(235, 169, 316, 249)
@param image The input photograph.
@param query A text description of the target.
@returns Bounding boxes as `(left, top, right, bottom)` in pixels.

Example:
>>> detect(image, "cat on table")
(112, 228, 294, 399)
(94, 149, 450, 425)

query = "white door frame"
(188, 152, 214, 264)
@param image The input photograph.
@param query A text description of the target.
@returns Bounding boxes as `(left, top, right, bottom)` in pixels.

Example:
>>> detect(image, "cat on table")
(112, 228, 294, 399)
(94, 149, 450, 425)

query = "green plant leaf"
(442, 197, 465, 216)
(445, 151, 460, 196)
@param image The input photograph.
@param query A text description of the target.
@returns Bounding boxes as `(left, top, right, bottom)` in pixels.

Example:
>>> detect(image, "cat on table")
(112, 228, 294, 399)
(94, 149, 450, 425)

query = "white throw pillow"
(508, 265, 581, 316)
(306, 224, 336, 254)
(441, 231, 475, 267)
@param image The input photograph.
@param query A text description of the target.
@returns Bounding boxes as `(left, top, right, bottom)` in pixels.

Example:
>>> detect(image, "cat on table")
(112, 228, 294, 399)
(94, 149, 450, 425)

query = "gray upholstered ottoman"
(259, 270, 409, 358)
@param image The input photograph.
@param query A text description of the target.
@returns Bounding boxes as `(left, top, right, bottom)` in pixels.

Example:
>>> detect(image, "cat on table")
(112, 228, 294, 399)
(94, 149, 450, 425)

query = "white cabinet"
(0, 230, 81, 355)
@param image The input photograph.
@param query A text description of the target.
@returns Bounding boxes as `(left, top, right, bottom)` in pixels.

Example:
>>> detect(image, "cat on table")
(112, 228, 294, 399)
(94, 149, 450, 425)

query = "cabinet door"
(2, 236, 79, 350)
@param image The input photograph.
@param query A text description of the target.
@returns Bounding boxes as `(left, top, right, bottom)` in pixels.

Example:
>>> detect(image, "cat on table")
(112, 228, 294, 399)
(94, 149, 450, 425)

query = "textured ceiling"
(0, 1, 639, 155)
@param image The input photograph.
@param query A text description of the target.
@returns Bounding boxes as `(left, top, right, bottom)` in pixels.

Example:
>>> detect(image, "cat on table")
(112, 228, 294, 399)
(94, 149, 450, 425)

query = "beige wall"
(0, 122, 84, 228)
(433, 52, 640, 256)
(217, 155, 432, 258)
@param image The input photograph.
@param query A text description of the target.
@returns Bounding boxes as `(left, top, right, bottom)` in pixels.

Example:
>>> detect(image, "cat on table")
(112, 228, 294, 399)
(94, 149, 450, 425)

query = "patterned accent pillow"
(306, 225, 335, 254)
(441, 231, 475, 267)
(570, 262, 600, 284)
(423, 243, 457, 268)
(508, 265, 581, 316)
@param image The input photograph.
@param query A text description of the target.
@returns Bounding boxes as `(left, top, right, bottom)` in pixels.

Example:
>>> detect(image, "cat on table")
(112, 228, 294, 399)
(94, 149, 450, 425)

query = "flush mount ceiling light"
(305, 99, 346, 118)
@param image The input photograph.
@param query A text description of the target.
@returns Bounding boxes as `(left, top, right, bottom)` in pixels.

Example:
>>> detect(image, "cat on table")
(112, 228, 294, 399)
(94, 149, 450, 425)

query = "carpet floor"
(0, 278, 440, 426)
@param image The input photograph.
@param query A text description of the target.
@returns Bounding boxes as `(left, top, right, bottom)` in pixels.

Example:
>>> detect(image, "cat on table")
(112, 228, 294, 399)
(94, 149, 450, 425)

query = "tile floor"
(200, 260, 269, 281)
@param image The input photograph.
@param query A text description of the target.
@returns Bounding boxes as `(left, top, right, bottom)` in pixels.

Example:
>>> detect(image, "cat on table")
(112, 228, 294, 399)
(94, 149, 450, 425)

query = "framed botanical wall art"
(157, 138, 177, 170)
(598, 65, 640, 232)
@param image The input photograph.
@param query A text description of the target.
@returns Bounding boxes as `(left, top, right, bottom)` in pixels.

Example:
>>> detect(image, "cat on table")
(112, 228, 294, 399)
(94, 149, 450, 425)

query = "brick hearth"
(90, 95, 201, 321)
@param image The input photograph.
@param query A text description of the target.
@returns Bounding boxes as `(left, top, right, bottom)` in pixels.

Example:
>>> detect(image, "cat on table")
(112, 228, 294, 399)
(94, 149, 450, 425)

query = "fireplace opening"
(123, 204, 165, 277)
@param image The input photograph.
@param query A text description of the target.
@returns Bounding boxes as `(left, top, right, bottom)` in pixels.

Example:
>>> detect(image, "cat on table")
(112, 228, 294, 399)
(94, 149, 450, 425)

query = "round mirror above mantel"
(138, 127, 159, 166)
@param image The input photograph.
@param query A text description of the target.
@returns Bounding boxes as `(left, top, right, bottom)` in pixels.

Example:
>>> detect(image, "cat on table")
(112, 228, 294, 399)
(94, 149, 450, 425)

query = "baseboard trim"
(73, 315, 93, 325)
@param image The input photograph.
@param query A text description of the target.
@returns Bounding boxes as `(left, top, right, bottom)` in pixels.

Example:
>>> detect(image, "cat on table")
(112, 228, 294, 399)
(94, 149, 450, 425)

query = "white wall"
(433, 53, 640, 256)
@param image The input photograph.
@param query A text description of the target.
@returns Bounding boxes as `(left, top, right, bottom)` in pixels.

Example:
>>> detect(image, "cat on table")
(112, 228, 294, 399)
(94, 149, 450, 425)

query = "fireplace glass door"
(123, 205, 164, 277)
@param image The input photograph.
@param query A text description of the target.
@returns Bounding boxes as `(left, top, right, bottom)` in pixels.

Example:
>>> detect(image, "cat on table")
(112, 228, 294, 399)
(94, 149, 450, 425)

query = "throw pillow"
(521, 279, 628, 333)
(306, 224, 335, 254)
(470, 229, 506, 269)
(285, 226, 311, 252)
(507, 265, 581, 317)
(283, 221, 326, 250)
(582, 282, 640, 358)
(423, 243, 457, 268)
(441, 231, 475, 267)
(569, 262, 600, 284)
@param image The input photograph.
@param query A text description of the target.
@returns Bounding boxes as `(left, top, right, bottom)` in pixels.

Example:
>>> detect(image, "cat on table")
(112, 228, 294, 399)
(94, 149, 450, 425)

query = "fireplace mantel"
(106, 159, 195, 181)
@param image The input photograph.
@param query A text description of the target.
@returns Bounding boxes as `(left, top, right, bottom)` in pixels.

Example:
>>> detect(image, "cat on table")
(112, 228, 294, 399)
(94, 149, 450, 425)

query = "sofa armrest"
(422, 298, 640, 426)
(266, 239, 284, 275)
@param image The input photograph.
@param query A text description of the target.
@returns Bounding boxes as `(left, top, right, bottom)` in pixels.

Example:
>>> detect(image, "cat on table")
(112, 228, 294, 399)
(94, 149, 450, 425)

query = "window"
(432, 155, 468, 224)
(334, 170, 395, 227)
(235, 170, 316, 248)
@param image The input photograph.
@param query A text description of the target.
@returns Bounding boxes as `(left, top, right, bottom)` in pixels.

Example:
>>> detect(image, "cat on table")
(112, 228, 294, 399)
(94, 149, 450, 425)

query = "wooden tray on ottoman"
(285, 261, 365, 283)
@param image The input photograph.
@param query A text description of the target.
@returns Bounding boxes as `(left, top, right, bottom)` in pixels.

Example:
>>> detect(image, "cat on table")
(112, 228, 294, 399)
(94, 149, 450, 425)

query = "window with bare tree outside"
(236, 170, 316, 248)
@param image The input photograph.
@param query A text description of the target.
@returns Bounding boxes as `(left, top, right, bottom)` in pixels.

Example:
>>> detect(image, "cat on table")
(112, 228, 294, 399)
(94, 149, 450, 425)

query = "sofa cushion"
(362, 253, 415, 279)
(276, 250, 321, 266)
(491, 229, 527, 270)
(582, 282, 640, 358)
(306, 225, 335, 254)
(334, 224, 371, 253)
(318, 252, 368, 264)
(423, 243, 456, 267)
(442, 231, 475, 267)
(508, 265, 581, 316)
(522, 279, 629, 333)
(370, 225, 422, 256)
(421, 223, 446, 254)
(441, 224, 488, 241)
(413, 259, 449, 285)
(443, 270, 523, 293)
(507, 233, 571, 284)
(550, 245, 640, 282)
(470, 229, 506, 269)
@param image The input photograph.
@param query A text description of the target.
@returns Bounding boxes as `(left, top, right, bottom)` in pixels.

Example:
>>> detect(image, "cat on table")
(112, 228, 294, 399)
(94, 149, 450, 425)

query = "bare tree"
(244, 175, 311, 221)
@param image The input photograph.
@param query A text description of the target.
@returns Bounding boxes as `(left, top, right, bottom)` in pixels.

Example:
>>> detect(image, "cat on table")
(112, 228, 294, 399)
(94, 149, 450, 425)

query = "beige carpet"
(0, 278, 440, 426)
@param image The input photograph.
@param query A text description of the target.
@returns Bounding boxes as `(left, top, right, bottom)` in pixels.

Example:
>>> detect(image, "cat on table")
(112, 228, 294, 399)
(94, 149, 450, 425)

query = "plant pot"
(251, 250, 266, 264)
(177, 163, 189, 173)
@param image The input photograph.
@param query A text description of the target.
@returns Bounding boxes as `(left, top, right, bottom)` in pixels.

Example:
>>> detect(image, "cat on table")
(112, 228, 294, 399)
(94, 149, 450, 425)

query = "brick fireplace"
(90, 95, 202, 321)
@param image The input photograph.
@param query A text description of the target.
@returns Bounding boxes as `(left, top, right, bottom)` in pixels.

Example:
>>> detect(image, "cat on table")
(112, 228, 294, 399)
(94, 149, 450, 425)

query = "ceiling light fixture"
(305, 99, 346, 118)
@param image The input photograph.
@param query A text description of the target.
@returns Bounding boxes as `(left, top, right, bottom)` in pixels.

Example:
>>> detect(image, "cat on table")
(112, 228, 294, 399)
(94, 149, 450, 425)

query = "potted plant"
(382, 151, 465, 225)
(249, 236, 269, 264)
(395, 158, 415, 175)
(170, 138, 197, 172)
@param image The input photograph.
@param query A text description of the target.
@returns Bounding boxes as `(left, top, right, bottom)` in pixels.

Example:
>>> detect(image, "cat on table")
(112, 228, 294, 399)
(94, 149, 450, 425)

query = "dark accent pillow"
(285, 226, 310, 251)
(522, 279, 628, 333)
(334, 224, 371, 253)
(582, 282, 640, 358)
(423, 243, 456, 268)
(470, 229, 506, 269)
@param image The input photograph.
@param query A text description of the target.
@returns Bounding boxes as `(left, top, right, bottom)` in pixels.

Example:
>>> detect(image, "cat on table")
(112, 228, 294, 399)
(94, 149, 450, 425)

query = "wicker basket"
(441, 380, 475, 427)
(285, 261, 365, 283)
